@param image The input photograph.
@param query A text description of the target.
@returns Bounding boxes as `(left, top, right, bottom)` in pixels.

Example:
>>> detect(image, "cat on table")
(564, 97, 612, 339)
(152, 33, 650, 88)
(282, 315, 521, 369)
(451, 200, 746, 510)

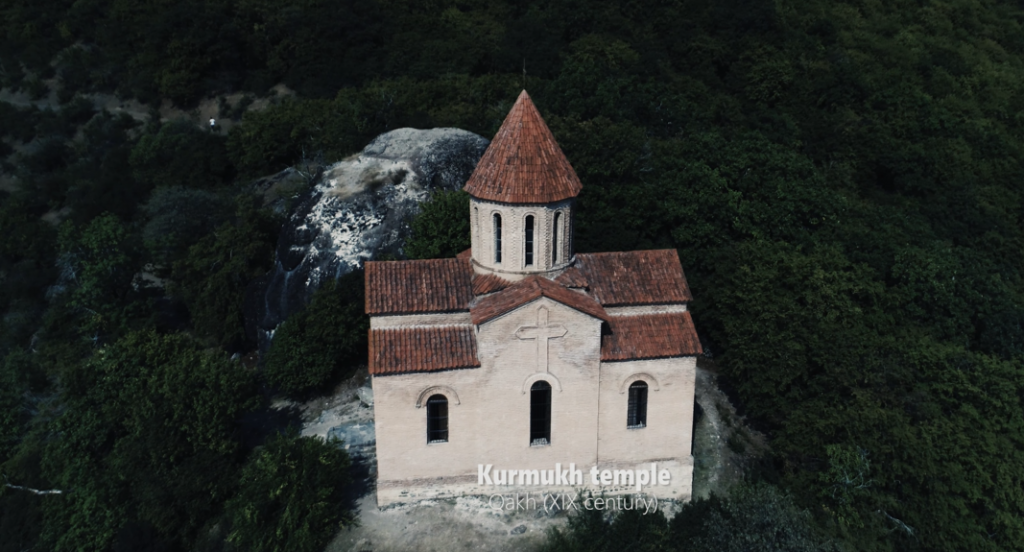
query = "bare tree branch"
(3, 475, 67, 496)
(880, 510, 915, 537)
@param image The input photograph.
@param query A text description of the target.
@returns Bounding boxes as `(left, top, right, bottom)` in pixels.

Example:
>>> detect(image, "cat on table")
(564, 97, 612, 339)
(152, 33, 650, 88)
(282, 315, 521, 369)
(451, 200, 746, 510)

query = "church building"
(365, 91, 701, 507)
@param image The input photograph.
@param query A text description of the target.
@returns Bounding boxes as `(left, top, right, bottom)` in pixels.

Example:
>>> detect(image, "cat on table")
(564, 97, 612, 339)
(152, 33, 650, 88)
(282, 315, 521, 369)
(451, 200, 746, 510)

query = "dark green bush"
(541, 484, 834, 552)
(226, 431, 353, 552)
(171, 197, 280, 350)
(130, 119, 234, 189)
(404, 190, 471, 260)
(263, 271, 368, 397)
(0, 352, 28, 463)
(56, 212, 144, 336)
(141, 186, 232, 264)
(39, 329, 259, 551)
(694, 485, 836, 552)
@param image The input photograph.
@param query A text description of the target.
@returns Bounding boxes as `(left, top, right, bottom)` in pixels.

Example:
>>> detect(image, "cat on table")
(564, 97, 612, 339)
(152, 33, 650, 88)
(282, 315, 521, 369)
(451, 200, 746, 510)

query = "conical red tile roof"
(463, 90, 582, 203)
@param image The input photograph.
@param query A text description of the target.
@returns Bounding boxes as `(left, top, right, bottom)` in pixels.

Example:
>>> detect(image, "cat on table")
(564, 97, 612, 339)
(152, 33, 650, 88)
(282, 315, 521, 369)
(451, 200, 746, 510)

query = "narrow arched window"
(627, 381, 648, 429)
(568, 210, 575, 258)
(552, 212, 561, 264)
(426, 394, 449, 443)
(524, 215, 534, 266)
(493, 214, 502, 263)
(530, 381, 551, 445)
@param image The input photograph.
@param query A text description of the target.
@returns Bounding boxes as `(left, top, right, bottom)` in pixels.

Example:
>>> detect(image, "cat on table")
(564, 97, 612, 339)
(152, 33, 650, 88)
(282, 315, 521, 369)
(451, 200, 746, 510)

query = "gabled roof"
(470, 275, 609, 325)
(365, 257, 473, 315)
(364, 249, 691, 317)
(364, 251, 701, 374)
(463, 90, 583, 204)
(601, 312, 702, 361)
(369, 326, 480, 375)
(572, 250, 692, 306)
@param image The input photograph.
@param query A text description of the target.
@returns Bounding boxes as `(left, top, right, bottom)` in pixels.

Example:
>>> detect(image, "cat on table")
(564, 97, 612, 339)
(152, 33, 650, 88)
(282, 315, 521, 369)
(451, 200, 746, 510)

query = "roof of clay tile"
(365, 258, 474, 315)
(472, 273, 512, 295)
(463, 91, 582, 204)
(470, 275, 609, 325)
(369, 326, 481, 375)
(553, 267, 588, 288)
(601, 312, 702, 361)
(574, 250, 692, 306)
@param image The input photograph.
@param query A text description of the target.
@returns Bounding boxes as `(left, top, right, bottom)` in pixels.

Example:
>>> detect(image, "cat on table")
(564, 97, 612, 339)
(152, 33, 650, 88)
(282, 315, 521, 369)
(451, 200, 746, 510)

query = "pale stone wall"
(469, 198, 574, 280)
(371, 298, 697, 506)
(596, 356, 697, 501)
(373, 297, 602, 505)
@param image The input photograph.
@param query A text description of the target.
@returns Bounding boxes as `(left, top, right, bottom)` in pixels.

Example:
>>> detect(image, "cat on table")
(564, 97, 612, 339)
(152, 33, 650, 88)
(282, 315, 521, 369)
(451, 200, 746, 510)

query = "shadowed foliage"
(263, 271, 369, 397)
(225, 430, 353, 552)
(1, 0, 1023, 549)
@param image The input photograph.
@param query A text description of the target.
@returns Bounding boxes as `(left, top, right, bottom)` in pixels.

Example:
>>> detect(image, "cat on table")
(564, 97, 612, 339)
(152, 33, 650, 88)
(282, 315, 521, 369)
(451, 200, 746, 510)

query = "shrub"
(57, 212, 144, 336)
(130, 119, 234, 189)
(404, 190, 471, 260)
(141, 186, 231, 264)
(40, 330, 259, 551)
(171, 197, 279, 350)
(263, 271, 368, 397)
(695, 484, 836, 552)
(226, 431, 353, 552)
(0, 352, 28, 463)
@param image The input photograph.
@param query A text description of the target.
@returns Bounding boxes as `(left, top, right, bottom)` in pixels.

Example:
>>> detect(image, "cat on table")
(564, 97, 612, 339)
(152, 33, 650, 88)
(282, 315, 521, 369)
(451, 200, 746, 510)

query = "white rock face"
(246, 128, 489, 350)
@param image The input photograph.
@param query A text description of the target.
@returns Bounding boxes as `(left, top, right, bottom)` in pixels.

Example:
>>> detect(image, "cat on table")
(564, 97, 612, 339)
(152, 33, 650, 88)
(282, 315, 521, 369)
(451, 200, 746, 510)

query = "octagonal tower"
(464, 91, 581, 281)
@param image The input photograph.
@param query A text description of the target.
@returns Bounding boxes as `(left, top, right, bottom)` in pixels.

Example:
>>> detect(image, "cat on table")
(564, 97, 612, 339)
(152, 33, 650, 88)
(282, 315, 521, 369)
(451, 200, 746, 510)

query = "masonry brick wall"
(470, 198, 574, 279)
(371, 298, 696, 506)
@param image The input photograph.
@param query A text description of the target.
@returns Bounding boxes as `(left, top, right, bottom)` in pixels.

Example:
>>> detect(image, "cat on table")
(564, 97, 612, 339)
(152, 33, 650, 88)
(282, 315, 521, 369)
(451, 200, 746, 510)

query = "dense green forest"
(2, 0, 1023, 550)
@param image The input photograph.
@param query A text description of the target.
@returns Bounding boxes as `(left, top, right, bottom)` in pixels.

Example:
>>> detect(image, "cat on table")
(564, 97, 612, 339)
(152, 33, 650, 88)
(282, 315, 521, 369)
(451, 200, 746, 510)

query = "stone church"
(365, 91, 701, 507)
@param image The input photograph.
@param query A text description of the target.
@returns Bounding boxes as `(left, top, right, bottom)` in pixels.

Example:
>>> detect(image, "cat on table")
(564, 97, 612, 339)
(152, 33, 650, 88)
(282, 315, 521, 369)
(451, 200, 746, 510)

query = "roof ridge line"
(376, 323, 475, 330)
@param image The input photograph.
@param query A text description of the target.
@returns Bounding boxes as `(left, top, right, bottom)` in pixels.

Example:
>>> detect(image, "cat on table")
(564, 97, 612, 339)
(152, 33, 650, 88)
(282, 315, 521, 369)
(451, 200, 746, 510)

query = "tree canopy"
(1, 0, 1023, 549)
(225, 431, 353, 552)
(263, 271, 369, 397)
(39, 330, 259, 551)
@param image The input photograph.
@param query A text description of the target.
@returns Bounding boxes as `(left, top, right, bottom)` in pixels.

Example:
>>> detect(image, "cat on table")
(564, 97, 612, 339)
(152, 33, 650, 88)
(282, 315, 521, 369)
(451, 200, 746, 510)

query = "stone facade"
(366, 91, 700, 507)
(371, 297, 696, 506)
(469, 198, 575, 280)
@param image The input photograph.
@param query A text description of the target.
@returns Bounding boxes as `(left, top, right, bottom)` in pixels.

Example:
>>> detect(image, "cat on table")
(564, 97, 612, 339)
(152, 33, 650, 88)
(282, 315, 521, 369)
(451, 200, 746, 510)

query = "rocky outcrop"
(328, 421, 376, 458)
(246, 128, 489, 351)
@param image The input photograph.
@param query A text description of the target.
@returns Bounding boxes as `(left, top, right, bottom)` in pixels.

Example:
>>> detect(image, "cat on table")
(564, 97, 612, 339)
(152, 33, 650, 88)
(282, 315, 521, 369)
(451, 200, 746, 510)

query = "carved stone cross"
(515, 306, 567, 372)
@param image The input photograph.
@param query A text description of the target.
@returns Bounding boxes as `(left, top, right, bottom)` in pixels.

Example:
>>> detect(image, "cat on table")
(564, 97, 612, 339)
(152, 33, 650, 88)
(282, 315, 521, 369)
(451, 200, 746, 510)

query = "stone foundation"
(376, 457, 693, 507)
